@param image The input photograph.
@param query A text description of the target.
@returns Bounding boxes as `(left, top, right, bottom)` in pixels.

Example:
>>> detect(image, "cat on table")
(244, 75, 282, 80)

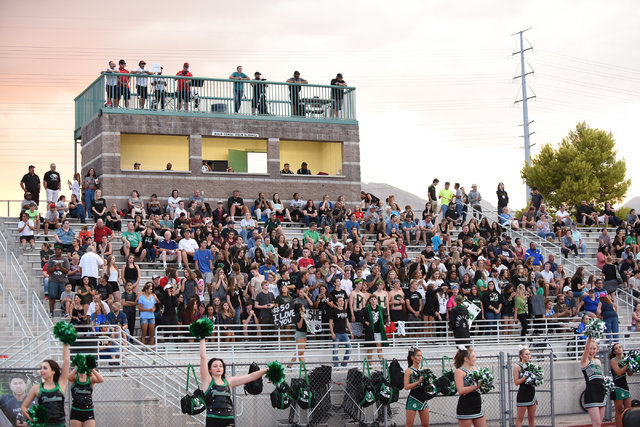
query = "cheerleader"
(580, 336, 606, 427)
(404, 347, 430, 427)
(21, 343, 70, 427)
(69, 362, 104, 427)
(513, 347, 536, 427)
(610, 343, 633, 427)
(199, 338, 267, 426)
(454, 346, 485, 427)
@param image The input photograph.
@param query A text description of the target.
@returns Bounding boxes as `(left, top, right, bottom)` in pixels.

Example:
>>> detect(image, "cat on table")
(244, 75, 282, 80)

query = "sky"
(1, 0, 639, 211)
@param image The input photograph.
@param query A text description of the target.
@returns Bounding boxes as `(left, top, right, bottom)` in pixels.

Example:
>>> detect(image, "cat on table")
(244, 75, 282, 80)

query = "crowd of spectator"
(17, 165, 640, 348)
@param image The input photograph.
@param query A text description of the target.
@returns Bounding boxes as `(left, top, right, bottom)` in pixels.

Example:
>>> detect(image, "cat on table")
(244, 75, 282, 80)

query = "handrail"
(31, 290, 52, 334)
(0, 275, 5, 320)
(10, 252, 32, 312)
(6, 291, 33, 338)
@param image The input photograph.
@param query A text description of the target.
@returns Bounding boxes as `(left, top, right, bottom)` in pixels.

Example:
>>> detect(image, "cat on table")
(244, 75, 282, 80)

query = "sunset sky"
(1, 0, 639, 211)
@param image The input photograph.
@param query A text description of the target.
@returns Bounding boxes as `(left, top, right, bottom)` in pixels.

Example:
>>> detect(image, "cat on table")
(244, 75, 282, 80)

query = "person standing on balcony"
(151, 67, 167, 110)
(116, 59, 131, 108)
(330, 73, 347, 118)
(286, 71, 308, 116)
(229, 65, 249, 113)
(176, 62, 192, 111)
(251, 71, 268, 115)
(101, 60, 118, 107)
(20, 164, 41, 206)
(132, 60, 154, 109)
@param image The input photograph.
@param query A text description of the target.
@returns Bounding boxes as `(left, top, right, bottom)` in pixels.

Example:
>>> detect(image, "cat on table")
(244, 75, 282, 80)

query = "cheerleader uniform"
(406, 367, 429, 411)
(70, 377, 95, 422)
(36, 382, 66, 427)
(205, 378, 234, 427)
(582, 360, 606, 408)
(456, 368, 484, 420)
(611, 357, 630, 401)
(516, 362, 537, 407)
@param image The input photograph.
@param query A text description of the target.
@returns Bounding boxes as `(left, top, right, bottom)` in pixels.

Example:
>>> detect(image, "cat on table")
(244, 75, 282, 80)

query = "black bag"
(435, 356, 457, 396)
(389, 358, 404, 390)
(244, 362, 263, 395)
(376, 359, 399, 405)
(270, 382, 293, 410)
(292, 361, 316, 409)
(357, 359, 377, 407)
(180, 364, 207, 415)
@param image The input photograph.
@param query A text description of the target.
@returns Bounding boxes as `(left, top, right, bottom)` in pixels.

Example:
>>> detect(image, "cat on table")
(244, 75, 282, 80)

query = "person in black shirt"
(449, 295, 470, 346)
(297, 162, 311, 175)
(329, 296, 353, 366)
(251, 71, 268, 114)
(289, 302, 308, 367)
(330, 73, 347, 118)
(20, 165, 41, 205)
(43, 163, 61, 204)
(227, 190, 249, 217)
(405, 280, 423, 323)
(328, 277, 347, 308)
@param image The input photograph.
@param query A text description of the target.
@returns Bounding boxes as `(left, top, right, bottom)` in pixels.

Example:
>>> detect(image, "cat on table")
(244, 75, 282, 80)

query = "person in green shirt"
(438, 181, 454, 219)
(121, 222, 143, 259)
(514, 284, 529, 339)
(303, 222, 320, 245)
(229, 65, 249, 113)
(264, 211, 282, 235)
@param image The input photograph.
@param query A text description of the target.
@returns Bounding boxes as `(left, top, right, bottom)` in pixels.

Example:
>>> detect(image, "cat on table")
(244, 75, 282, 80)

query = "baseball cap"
(471, 183, 477, 187)
(164, 284, 173, 290)
(152, 274, 160, 279)
(228, 220, 235, 224)
(255, 71, 261, 75)
(28, 165, 35, 169)
(217, 200, 223, 204)
(183, 62, 189, 67)
(49, 203, 56, 208)
(139, 60, 146, 65)
(563, 286, 571, 293)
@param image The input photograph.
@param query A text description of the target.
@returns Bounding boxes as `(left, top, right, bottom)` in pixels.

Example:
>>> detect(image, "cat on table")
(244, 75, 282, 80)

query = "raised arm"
(60, 343, 70, 385)
(581, 336, 593, 367)
(199, 339, 211, 387)
(228, 367, 267, 388)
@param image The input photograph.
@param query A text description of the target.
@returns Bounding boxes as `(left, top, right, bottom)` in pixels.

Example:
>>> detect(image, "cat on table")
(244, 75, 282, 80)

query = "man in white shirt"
(340, 267, 354, 296)
(18, 212, 35, 250)
(570, 224, 587, 258)
(101, 60, 118, 107)
(178, 229, 198, 269)
(78, 245, 104, 287)
(173, 200, 188, 221)
(555, 204, 572, 227)
(131, 60, 154, 109)
(87, 293, 110, 317)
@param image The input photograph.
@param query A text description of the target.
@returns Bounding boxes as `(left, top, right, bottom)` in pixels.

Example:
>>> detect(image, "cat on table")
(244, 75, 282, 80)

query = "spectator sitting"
(43, 203, 60, 238)
(297, 162, 311, 175)
(18, 211, 36, 250)
(68, 194, 86, 223)
(188, 189, 210, 216)
(55, 195, 69, 221)
(555, 204, 573, 228)
(521, 206, 536, 229)
(536, 213, 555, 240)
(524, 242, 544, 266)
(227, 190, 250, 218)
(253, 192, 272, 220)
(561, 229, 579, 259)
(239, 212, 257, 242)
(280, 163, 294, 174)
(55, 219, 76, 253)
(147, 193, 163, 216)
(500, 207, 519, 229)
(577, 200, 598, 226)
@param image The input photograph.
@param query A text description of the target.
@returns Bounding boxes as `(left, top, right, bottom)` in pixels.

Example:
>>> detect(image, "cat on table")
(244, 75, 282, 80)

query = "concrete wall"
(79, 113, 361, 207)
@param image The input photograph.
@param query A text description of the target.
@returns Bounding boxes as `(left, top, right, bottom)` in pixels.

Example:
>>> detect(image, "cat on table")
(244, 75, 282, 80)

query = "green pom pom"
(73, 354, 87, 373)
(266, 361, 285, 385)
(189, 317, 214, 340)
(53, 321, 77, 345)
(86, 354, 97, 371)
(27, 404, 49, 427)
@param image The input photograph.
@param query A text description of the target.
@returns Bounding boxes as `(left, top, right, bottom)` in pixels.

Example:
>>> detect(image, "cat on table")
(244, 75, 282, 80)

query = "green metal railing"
(74, 73, 357, 137)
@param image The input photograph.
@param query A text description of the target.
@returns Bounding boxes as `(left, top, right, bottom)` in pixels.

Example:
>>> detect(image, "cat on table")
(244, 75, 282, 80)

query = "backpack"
(357, 359, 377, 407)
(292, 361, 316, 409)
(180, 364, 207, 415)
(244, 362, 263, 395)
(388, 358, 404, 390)
(270, 381, 293, 410)
(376, 359, 399, 405)
(435, 356, 457, 396)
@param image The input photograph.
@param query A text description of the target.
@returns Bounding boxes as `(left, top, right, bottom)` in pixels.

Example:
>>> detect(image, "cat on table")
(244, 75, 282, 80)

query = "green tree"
(521, 122, 630, 211)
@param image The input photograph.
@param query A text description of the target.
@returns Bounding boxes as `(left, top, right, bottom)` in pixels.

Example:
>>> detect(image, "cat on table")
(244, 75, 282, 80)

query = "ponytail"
(454, 346, 473, 368)
(407, 347, 420, 366)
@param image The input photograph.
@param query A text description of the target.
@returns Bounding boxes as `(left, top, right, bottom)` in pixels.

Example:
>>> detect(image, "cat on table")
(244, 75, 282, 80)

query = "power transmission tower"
(512, 28, 536, 202)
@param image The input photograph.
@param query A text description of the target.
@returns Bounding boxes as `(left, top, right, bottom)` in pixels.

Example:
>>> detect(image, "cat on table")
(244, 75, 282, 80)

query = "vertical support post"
(231, 363, 237, 422)
(500, 352, 508, 427)
(549, 352, 555, 427)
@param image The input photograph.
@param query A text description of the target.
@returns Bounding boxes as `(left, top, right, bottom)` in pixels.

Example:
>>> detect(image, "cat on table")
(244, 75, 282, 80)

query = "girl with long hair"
(68, 362, 105, 426)
(610, 343, 633, 427)
(138, 282, 158, 345)
(289, 302, 308, 367)
(513, 347, 537, 427)
(404, 347, 430, 426)
(454, 346, 485, 426)
(581, 335, 606, 426)
(103, 255, 121, 303)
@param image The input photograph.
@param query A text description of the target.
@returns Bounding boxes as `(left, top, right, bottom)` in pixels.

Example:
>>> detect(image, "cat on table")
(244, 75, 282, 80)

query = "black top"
(21, 172, 41, 192)
(331, 307, 349, 334)
(95, 282, 112, 301)
(449, 305, 470, 338)
(330, 78, 346, 100)
(43, 171, 61, 191)
(482, 290, 503, 312)
(407, 290, 422, 312)
(71, 378, 93, 410)
(123, 266, 138, 284)
(294, 313, 307, 332)
(227, 196, 244, 210)
(602, 264, 618, 282)
(37, 383, 65, 425)
(205, 379, 233, 419)
(122, 290, 137, 314)
(92, 198, 106, 214)
(297, 168, 311, 175)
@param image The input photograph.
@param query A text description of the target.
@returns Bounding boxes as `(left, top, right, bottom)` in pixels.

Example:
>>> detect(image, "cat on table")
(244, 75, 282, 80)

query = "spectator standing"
(132, 60, 153, 109)
(151, 67, 167, 110)
(229, 65, 249, 113)
(530, 187, 543, 214)
(467, 184, 482, 219)
(79, 246, 105, 288)
(176, 62, 192, 111)
(102, 60, 118, 107)
(286, 71, 308, 116)
(43, 163, 61, 204)
(496, 182, 509, 218)
(438, 181, 454, 219)
(116, 59, 131, 108)
(329, 296, 353, 366)
(427, 178, 439, 216)
(83, 168, 99, 219)
(514, 284, 529, 339)
(330, 73, 347, 118)
(251, 71, 268, 115)
(20, 164, 41, 206)
(47, 245, 69, 317)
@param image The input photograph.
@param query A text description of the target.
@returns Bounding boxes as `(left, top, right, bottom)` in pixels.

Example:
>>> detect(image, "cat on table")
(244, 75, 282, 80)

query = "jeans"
(441, 204, 448, 219)
(145, 247, 157, 262)
(455, 203, 463, 218)
(332, 333, 351, 364)
(484, 310, 501, 334)
(537, 231, 556, 240)
(85, 189, 95, 219)
(561, 244, 578, 258)
(43, 277, 49, 295)
(604, 316, 619, 343)
(303, 215, 321, 227)
(70, 205, 86, 223)
(234, 89, 243, 113)
(234, 306, 242, 324)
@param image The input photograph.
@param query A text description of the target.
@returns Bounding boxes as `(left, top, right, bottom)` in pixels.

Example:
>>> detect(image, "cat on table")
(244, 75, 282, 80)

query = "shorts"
(177, 90, 191, 103)
(406, 395, 428, 411)
(202, 271, 214, 284)
(137, 85, 148, 99)
(48, 281, 66, 299)
(295, 331, 307, 340)
(118, 86, 131, 100)
(106, 85, 117, 98)
(332, 98, 343, 111)
(374, 332, 382, 342)
(70, 408, 95, 422)
(20, 235, 35, 243)
(140, 317, 155, 325)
